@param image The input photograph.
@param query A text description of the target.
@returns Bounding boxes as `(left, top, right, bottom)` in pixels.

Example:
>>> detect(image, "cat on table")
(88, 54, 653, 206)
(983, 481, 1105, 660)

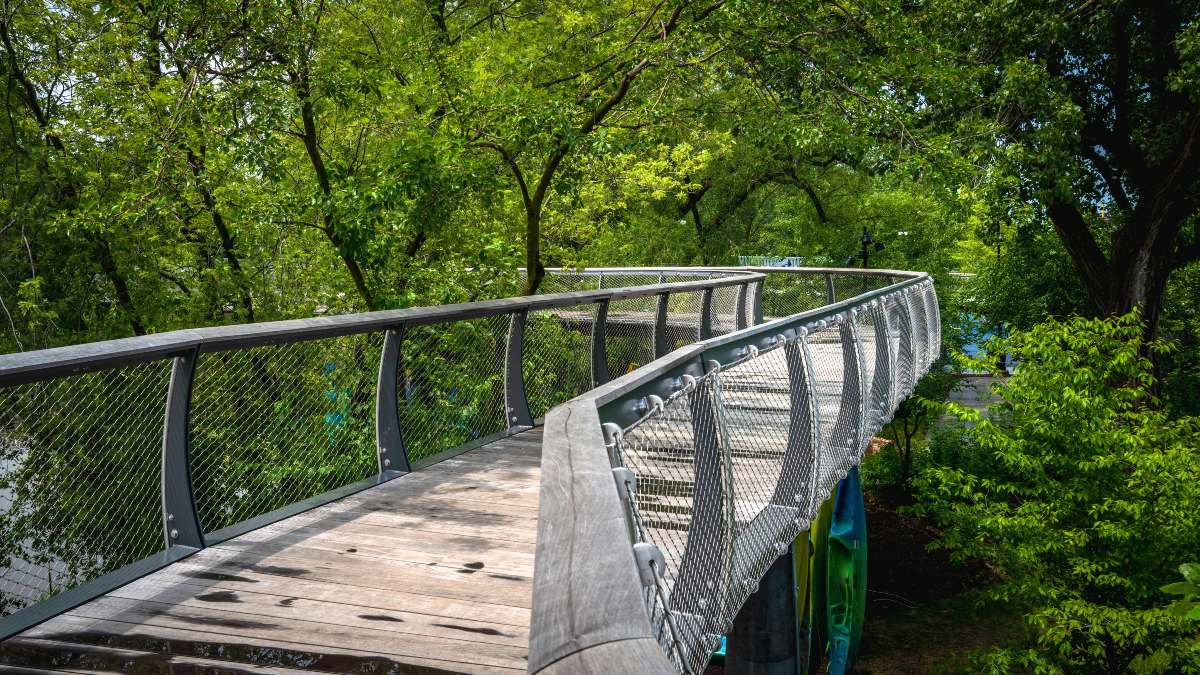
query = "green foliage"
(1162, 563, 1200, 623)
(915, 313, 1200, 672)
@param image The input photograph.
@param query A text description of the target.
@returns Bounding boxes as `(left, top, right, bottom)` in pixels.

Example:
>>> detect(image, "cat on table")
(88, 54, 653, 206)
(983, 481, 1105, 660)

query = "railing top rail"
(543, 266, 921, 277)
(583, 271, 928, 416)
(0, 270, 763, 387)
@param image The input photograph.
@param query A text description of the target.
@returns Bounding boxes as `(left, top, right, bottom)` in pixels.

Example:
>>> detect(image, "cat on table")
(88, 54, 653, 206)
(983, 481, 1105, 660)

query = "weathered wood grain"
(3, 430, 544, 675)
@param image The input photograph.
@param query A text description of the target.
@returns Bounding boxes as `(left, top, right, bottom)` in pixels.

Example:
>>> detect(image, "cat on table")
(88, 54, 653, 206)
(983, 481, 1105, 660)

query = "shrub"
(914, 312, 1200, 673)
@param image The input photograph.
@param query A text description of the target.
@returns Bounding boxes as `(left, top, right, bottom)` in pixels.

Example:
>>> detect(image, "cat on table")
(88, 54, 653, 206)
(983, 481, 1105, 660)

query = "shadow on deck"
(1, 430, 544, 675)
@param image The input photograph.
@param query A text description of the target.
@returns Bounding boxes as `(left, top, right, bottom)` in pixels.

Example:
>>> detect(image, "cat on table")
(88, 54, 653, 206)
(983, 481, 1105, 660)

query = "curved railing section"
(530, 269, 939, 674)
(0, 269, 761, 639)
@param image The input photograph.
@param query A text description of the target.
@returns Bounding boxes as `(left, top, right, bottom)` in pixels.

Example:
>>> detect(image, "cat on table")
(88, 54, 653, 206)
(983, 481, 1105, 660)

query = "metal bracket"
(613, 467, 637, 501)
(632, 542, 667, 587)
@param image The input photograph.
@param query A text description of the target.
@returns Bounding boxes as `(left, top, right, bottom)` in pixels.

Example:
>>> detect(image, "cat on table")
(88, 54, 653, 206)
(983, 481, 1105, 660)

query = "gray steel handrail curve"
(530, 268, 937, 674)
(0, 269, 761, 641)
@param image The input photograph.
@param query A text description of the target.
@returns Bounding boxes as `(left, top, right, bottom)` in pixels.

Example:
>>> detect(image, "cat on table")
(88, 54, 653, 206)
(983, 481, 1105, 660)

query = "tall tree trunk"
(291, 68, 377, 310)
(1047, 199, 1191, 340)
(92, 236, 145, 335)
(524, 209, 545, 296)
(186, 149, 256, 323)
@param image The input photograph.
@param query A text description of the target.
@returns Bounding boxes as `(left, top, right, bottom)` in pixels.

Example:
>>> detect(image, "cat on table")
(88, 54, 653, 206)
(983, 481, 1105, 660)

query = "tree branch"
(1047, 199, 1112, 312)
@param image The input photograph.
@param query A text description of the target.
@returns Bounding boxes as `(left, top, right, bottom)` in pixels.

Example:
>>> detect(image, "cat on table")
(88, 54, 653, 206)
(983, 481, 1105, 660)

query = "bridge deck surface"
(1, 430, 543, 675)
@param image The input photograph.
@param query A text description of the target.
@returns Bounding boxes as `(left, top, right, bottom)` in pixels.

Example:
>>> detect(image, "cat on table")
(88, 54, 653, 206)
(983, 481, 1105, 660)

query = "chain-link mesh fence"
(398, 316, 510, 462)
(710, 285, 741, 336)
(605, 296, 660, 380)
(191, 333, 383, 532)
(597, 280, 937, 674)
(0, 362, 170, 618)
(664, 290, 703, 352)
(759, 272, 828, 319)
(524, 304, 596, 420)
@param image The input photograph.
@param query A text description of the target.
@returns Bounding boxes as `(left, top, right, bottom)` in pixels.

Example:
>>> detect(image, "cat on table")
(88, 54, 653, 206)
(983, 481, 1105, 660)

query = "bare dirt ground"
(852, 491, 1024, 674)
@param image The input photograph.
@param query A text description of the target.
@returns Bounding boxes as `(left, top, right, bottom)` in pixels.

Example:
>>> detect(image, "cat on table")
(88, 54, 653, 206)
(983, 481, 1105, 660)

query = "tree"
(899, 0, 1200, 338)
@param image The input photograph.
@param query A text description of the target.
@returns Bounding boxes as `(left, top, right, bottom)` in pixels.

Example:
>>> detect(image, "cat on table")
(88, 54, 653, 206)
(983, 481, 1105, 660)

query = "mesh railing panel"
(759, 273, 827, 319)
(921, 283, 941, 367)
(524, 304, 596, 420)
(599, 281, 936, 673)
(832, 273, 891, 302)
(0, 362, 170, 617)
(888, 293, 917, 401)
(804, 320, 861, 497)
(664, 291, 703, 352)
(617, 377, 726, 673)
(190, 334, 382, 532)
(905, 286, 930, 374)
(710, 285, 741, 336)
(857, 302, 892, 439)
(605, 297, 659, 379)
(398, 316, 509, 462)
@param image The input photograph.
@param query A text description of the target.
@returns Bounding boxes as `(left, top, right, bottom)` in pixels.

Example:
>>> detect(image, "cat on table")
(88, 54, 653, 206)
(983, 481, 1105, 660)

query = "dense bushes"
(914, 313, 1200, 672)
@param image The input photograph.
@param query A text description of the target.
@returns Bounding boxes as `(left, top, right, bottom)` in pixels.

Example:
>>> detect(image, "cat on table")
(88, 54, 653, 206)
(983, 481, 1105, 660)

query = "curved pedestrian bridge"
(0, 267, 939, 674)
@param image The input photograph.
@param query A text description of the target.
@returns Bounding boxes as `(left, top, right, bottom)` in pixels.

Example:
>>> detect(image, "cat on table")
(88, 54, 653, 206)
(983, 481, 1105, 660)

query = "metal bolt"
(167, 513, 174, 522)
(383, 458, 391, 467)
(170, 529, 179, 540)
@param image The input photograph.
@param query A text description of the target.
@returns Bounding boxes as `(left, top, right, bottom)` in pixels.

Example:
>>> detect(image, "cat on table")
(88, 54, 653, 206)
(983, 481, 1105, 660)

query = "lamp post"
(845, 228, 885, 290)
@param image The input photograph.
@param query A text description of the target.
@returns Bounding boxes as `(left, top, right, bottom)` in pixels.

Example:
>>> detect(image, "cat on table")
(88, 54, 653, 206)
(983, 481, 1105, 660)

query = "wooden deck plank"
(19, 614, 520, 674)
(60, 596, 529, 670)
(2, 429, 543, 675)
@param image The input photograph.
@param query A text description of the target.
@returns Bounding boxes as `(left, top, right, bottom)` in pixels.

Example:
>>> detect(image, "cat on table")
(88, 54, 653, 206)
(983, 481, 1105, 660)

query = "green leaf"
(1181, 563, 1200, 585)
(1161, 582, 1198, 596)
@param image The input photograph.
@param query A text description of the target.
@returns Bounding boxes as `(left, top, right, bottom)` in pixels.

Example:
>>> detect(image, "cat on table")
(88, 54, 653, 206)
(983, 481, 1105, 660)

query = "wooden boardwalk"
(0, 335, 885, 675)
(0, 431, 543, 675)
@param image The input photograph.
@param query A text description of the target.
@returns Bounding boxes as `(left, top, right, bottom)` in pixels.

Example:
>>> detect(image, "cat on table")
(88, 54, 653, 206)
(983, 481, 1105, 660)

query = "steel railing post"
(161, 347, 204, 549)
(653, 293, 670, 358)
(674, 375, 729, 630)
(825, 273, 836, 304)
(734, 283, 748, 331)
(376, 326, 411, 474)
(505, 310, 534, 429)
(751, 281, 764, 326)
(591, 300, 610, 387)
(847, 312, 869, 459)
(770, 336, 818, 512)
(699, 288, 714, 341)
(868, 303, 893, 437)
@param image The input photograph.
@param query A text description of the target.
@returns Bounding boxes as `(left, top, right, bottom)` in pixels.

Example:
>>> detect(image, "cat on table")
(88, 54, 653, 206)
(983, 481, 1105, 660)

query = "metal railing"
(0, 268, 763, 640)
(530, 269, 939, 673)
